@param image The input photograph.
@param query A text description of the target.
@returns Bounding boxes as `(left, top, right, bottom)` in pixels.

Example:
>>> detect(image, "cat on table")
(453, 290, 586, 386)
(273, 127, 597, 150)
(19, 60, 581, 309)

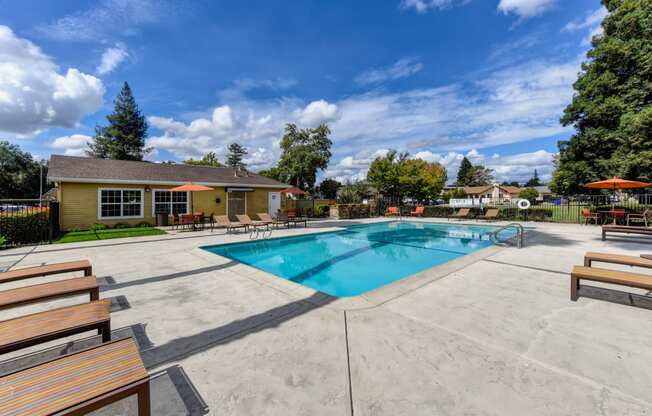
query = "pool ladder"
(249, 225, 273, 240)
(489, 223, 525, 248)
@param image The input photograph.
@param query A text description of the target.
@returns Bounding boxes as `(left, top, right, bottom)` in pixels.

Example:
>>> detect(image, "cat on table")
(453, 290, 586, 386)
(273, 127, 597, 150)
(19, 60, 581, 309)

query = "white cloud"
(36, 0, 175, 41)
(50, 134, 92, 156)
(563, 7, 608, 46)
(97, 44, 129, 75)
(0, 26, 105, 137)
(355, 58, 424, 85)
(497, 0, 556, 18)
(295, 100, 339, 126)
(400, 0, 465, 13)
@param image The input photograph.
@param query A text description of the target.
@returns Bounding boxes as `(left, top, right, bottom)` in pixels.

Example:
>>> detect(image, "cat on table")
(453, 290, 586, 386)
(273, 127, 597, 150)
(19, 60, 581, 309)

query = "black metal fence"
(0, 200, 60, 248)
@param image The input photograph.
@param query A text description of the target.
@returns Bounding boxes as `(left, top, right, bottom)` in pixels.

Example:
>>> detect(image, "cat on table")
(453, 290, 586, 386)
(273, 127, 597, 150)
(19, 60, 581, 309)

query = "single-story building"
(47, 155, 289, 230)
(461, 184, 521, 202)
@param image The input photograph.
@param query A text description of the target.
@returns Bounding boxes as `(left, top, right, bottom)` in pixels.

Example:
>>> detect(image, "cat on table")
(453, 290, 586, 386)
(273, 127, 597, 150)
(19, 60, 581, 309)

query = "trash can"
(156, 213, 168, 226)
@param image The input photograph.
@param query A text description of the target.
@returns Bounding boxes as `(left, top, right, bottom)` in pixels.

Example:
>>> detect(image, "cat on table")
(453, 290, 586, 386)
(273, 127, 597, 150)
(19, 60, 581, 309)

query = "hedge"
(337, 204, 371, 219)
(0, 211, 50, 246)
(403, 205, 553, 222)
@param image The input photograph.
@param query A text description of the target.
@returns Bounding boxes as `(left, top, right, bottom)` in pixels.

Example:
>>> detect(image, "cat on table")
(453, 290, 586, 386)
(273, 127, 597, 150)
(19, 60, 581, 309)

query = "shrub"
(90, 223, 108, 231)
(137, 221, 153, 228)
(337, 204, 370, 219)
(0, 211, 49, 246)
(0, 235, 5, 247)
(113, 222, 131, 229)
(315, 205, 330, 218)
(518, 187, 539, 200)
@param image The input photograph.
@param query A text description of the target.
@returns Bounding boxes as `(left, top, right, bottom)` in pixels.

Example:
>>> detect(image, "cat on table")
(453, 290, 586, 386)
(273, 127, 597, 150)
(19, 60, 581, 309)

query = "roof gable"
(47, 155, 288, 188)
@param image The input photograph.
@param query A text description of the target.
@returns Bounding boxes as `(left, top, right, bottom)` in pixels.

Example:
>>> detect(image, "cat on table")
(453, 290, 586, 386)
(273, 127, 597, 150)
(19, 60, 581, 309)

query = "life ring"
(517, 199, 531, 210)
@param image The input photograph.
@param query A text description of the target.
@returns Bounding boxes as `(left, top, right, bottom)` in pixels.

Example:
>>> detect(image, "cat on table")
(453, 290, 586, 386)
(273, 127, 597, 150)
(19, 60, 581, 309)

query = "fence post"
(48, 201, 60, 243)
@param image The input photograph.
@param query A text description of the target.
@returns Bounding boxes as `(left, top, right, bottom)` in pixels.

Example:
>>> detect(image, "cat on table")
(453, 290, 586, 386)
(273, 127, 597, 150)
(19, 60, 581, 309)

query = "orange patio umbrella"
(584, 177, 651, 217)
(169, 183, 214, 214)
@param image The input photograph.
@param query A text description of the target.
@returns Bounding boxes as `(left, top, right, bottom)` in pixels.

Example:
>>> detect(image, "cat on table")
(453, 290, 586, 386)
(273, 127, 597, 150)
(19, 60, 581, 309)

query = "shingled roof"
(47, 155, 288, 188)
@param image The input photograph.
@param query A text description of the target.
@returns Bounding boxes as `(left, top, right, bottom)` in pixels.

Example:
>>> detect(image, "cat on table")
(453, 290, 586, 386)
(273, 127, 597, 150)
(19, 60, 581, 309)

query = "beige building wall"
(58, 182, 284, 230)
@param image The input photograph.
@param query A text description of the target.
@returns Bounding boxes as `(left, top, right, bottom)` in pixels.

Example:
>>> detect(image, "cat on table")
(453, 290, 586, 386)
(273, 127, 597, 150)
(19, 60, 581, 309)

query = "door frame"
(268, 192, 281, 218)
(226, 190, 247, 220)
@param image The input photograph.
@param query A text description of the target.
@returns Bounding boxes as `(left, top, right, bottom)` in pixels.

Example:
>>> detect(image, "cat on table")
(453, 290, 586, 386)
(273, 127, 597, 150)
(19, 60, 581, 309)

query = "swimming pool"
(202, 221, 513, 297)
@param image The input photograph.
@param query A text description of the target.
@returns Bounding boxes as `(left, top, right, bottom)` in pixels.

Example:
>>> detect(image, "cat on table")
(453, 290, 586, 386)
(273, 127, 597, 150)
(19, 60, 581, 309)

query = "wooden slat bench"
(570, 266, 652, 301)
(0, 260, 92, 284)
(0, 276, 99, 311)
(0, 337, 150, 416)
(584, 252, 652, 268)
(0, 299, 111, 354)
(602, 225, 652, 241)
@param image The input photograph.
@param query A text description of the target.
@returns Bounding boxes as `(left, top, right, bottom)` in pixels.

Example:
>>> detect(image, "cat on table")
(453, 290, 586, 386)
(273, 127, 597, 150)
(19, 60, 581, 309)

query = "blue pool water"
(202, 221, 513, 297)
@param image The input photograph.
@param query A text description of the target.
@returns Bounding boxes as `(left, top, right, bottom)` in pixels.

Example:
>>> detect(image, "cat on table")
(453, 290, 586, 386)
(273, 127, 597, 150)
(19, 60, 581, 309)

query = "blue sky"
(0, 0, 606, 183)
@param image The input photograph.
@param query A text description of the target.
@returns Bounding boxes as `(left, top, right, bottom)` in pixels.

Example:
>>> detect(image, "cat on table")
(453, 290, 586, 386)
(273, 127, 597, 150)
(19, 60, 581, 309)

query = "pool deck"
(1, 218, 652, 415)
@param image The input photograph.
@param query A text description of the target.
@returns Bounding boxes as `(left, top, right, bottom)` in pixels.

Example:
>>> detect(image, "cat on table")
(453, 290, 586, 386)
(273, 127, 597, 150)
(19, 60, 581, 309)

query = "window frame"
(97, 188, 145, 220)
(151, 189, 190, 217)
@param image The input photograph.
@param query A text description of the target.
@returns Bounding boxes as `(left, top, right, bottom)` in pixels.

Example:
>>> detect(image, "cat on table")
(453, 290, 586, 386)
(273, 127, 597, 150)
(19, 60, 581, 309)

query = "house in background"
(47, 155, 288, 230)
(460, 184, 521, 202)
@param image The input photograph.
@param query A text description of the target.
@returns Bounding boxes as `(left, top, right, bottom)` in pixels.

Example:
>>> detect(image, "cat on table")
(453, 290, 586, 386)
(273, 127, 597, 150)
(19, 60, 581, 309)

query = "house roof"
(281, 187, 306, 195)
(47, 155, 288, 188)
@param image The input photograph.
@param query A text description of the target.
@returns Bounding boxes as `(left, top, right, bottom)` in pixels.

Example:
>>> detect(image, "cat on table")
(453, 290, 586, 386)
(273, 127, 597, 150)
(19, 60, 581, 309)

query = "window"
(98, 189, 143, 219)
(153, 190, 188, 216)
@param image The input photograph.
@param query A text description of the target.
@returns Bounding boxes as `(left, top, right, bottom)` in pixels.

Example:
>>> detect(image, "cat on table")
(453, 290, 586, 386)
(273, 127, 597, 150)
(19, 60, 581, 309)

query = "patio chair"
(168, 214, 180, 230)
(179, 213, 194, 230)
(278, 211, 307, 228)
(581, 208, 599, 225)
(410, 206, 425, 217)
(213, 215, 247, 233)
(627, 209, 649, 227)
(236, 214, 270, 231)
(450, 208, 470, 221)
(0, 337, 151, 416)
(258, 212, 289, 228)
(613, 208, 626, 224)
(477, 208, 499, 221)
(386, 207, 399, 216)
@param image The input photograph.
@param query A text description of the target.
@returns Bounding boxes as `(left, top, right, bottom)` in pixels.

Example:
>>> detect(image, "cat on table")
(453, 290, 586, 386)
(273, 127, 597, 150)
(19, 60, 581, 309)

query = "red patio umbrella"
(169, 183, 214, 214)
(584, 177, 651, 223)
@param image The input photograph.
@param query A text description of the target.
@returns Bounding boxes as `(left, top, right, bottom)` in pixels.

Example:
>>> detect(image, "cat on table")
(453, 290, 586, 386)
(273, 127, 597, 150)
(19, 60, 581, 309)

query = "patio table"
(598, 210, 626, 225)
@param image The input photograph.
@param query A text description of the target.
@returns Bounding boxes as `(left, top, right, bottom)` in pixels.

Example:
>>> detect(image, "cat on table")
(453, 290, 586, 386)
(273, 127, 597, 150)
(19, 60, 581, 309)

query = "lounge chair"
(213, 215, 247, 233)
(386, 207, 399, 216)
(584, 252, 652, 268)
(236, 214, 270, 231)
(450, 208, 470, 221)
(0, 276, 99, 310)
(0, 299, 111, 354)
(257, 213, 289, 228)
(581, 208, 599, 225)
(410, 206, 424, 217)
(601, 225, 652, 241)
(0, 337, 151, 416)
(627, 209, 650, 227)
(570, 266, 652, 301)
(477, 208, 499, 221)
(0, 259, 92, 284)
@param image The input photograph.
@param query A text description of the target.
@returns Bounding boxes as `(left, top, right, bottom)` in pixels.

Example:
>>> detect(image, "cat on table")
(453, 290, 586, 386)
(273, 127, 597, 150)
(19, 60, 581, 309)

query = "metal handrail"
(490, 223, 525, 248)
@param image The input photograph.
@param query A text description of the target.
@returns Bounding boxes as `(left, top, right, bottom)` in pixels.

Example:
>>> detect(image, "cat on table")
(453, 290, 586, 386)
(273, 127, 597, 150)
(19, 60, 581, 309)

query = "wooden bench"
(0, 337, 150, 416)
(570, 266, 652, 301)
(584, 252, 652, 268)
(0, 299, 111, 354)
(0, 260, 92, 284)
(0, 276, 99, 310)
(602, 225, 652, 241)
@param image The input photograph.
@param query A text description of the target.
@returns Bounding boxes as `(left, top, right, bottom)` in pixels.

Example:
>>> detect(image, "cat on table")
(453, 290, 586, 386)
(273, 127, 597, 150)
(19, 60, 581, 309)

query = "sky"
(0, 0, 607, 184)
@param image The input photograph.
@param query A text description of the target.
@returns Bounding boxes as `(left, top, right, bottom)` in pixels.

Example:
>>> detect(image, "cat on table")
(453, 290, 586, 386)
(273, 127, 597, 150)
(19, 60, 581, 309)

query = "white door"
(268, 192, 281, 218)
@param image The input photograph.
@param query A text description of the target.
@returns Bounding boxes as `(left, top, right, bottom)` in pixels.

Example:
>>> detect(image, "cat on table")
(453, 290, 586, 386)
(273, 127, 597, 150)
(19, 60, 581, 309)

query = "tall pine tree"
(456, 157, 474, 186)
(87, 82, 150, 160)
(551, 0, 652, 194)
(226, 143, 248, 168)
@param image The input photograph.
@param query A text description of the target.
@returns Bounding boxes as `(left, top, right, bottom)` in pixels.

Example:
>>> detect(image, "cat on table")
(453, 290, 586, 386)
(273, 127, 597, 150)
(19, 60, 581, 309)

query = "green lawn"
(55, 227, 167, 244)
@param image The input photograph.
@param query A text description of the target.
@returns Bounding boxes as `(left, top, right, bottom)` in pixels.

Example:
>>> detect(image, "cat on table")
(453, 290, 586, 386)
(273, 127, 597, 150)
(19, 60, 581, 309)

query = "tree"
(226, 143, 248, 168)
(258, 166, 283, 181)
(367, 150, 407, 202)
(518, 187, 540, 200)
(337, 181, 372, 204)
(501, 181, 520, 187)
(277, 123, 332, 190)
(0, 141, 47, 199)
(317, 179, 341, 199)
(551, 1, 652, 194)
(466, 165, 494, 186)
(524, 169, 542, 187)
(87, 82, 150, 160)
(456, 157, 474, 185)
(398, 159, 447, 202)
(184, 152, 223, 167)
(442, 188, 467, 201)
